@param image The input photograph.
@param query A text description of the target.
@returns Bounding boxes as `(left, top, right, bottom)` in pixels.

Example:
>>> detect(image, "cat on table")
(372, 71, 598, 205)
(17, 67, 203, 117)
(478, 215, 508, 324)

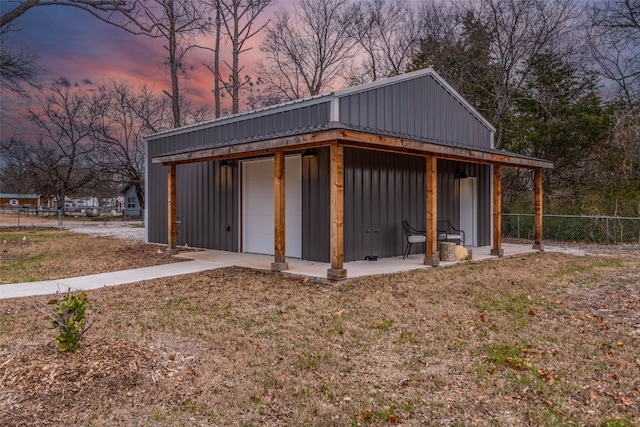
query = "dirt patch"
(0, 228, 180, 284)
(1, 249, 638, 426)
(0, 337, 177, 424)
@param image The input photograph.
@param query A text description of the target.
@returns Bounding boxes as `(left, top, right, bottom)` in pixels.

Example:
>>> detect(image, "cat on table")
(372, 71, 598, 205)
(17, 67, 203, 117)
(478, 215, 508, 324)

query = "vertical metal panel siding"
(302, 147, 330, 262)
(147, 102, 330, 248)
(339, 75, 492, 148)
(437, 160, 491, 246)
(147, 137, 239, 250)
(344, 148, 426, 261)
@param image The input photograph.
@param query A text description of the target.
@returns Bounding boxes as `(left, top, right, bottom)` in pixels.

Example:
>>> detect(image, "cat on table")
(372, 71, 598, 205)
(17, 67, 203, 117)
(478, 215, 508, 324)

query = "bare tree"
(212, 0, 274, 114)
(588, 0, 640, 105)
(607, 108, 640, 183)
(0, 0, 134, 29)
(259, 0, 356, 100)
(90, 80, 169, 210)
(344, 0, 420, 86)
(27, 85, 101, 210)
(0, 24, 39, 97)
(479, 0, 580, 149)
(1, 1, 132, 96)
(2, 1, 211, 129)
(0, 137, 37, 193)
(202, 1, 224, 117)
(109, 0, 212, 128)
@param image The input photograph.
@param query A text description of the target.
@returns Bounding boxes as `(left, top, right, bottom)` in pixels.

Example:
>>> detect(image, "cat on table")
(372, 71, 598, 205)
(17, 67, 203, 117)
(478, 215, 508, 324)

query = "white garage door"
(242, 156, 302, 258)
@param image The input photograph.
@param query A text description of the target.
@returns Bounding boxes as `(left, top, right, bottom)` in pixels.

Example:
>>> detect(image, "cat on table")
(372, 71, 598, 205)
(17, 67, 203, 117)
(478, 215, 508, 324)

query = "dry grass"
(0, 228, 179, 284)
(0, 236, 639, 426)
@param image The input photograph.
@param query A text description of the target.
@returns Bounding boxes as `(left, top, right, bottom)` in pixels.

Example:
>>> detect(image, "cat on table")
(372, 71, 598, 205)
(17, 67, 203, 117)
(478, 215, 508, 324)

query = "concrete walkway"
(0, 260, 219, 300)
(0, 244, 539, 300)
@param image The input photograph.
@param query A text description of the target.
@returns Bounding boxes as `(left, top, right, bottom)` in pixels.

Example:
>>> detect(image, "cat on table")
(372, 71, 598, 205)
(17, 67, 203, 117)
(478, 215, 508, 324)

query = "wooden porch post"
(491, 164, 504, 256)
(327, 142, 347, 280)
(533, 168, 544, 250)
(425, 155, 439, 266)
(272, 151, 288, 271)
(166, 163, 178, 255)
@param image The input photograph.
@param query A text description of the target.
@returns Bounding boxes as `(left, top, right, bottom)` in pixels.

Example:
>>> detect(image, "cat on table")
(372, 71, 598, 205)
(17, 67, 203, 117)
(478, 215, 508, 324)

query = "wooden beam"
(533, 168, 544, 250)
(166, 163, 178, 255)
(272, 151, 288, 271)
(152, 128, 554, 170)
(327, 142, 347, 280)
(337, 130, 554, 169)
(491, 164, 504, 256)
(152, 130, 341, 165)
(425, 155, 439, 266)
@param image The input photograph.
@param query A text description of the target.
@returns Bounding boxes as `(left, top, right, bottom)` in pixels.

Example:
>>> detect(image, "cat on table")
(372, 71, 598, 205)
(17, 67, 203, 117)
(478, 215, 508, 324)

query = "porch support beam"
(327, 142, 347, 280)
(271, 151, 288, 271)
(491, 164, 504, 256)
(424, 155, 439, 266)
(153, 129, 554, 170)
(166, 163, 178, 255)
(533, 168, 544, 250)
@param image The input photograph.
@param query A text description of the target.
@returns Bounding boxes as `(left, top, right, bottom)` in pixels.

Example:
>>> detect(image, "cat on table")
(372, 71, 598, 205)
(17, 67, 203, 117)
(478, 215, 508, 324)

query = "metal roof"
(146, 93, 334, 140)
(146, 68, 495, 141)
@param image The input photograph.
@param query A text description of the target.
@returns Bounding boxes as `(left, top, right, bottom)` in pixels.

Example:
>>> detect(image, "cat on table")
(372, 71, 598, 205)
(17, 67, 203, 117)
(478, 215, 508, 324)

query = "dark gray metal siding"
(302, 147, 330, 262)
(437, 160, 491, 246)
(341, 152, 492, 261)
(344, 148, 427, 261)
(147, 103, 330, 248)
(147, 140, 238, 250)
(339, 75, 492, 148)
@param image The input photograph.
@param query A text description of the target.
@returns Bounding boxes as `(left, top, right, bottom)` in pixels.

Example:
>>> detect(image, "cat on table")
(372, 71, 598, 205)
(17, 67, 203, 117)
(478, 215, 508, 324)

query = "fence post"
(605, 217, 610, 245)
(17, 210, 21, 228)
(517, 214, 521, 239)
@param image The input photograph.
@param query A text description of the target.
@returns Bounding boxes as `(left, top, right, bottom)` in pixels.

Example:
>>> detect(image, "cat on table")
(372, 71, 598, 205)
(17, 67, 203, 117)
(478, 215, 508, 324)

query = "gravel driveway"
(64, 222, 145, 242)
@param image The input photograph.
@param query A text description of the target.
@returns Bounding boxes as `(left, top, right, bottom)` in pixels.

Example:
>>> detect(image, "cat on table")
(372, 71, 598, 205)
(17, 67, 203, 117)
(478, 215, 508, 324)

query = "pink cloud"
(1, 0, 299, 139)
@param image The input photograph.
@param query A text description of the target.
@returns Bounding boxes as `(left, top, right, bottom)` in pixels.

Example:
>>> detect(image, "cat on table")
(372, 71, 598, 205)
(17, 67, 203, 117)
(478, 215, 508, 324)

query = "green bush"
(46, 289, 92, 352)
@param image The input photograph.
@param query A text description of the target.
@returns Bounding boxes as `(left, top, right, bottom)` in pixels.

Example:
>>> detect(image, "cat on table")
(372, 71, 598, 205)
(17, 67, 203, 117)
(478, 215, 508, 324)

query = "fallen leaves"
(537, 368, 556, 386)
(0, 337, 174, 419)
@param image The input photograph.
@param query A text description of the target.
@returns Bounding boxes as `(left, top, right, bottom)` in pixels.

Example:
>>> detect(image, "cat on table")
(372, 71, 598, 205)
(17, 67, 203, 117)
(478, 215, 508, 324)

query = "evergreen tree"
(505, 52, 610, 212)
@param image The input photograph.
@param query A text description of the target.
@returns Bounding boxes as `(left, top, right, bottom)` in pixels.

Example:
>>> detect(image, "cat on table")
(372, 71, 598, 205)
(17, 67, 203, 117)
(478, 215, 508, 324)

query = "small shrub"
(45, 288, 92, 352)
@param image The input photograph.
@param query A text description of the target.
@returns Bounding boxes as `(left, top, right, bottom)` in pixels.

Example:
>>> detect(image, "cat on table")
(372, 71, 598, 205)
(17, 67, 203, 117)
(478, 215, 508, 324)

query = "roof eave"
(152, 128, 553, 170)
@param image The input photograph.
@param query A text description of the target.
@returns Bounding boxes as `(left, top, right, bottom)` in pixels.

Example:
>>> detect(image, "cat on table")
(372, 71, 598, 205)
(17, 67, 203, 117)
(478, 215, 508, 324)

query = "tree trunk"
(214, 3, 222, 118)
(231, 6, 240, 114)
(440, 242, 456, 262)
(168, 2, 181, 128)
(135, 185, 145, 210)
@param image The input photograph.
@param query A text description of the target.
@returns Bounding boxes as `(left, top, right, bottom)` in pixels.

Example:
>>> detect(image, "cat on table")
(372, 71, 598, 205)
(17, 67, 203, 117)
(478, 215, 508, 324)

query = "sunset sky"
(0, 2, 280, 139)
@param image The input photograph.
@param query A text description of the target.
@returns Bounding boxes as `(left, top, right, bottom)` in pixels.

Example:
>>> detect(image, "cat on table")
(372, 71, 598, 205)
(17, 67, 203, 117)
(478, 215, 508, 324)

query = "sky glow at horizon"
(0, 1, 281, 140)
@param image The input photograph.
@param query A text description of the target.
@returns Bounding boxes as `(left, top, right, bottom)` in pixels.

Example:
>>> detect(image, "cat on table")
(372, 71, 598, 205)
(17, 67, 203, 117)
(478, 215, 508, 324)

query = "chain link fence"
(1, 207, 137, 228)
(503, 213, 640, 244)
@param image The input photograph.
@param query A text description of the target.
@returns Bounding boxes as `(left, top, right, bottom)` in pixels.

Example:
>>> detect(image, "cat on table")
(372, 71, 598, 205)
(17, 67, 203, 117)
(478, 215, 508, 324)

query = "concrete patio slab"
(174, 243, 540, 281)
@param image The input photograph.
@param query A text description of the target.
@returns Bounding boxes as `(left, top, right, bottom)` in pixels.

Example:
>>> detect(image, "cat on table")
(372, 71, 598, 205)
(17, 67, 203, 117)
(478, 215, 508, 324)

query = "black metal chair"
(437, 220, 465, 247)
(402, 220, 426, 259)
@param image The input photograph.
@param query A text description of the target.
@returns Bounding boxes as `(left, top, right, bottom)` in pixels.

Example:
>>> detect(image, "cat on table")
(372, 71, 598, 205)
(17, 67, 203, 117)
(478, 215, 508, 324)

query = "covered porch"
(153, 125, 553, 281)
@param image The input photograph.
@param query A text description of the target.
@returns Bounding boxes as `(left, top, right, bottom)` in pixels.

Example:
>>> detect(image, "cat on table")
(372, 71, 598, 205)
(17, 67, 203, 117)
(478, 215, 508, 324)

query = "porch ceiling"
(150, 122, 554, 170)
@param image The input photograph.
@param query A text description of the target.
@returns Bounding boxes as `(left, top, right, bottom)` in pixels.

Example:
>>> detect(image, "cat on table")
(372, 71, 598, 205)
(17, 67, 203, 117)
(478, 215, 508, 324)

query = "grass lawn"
(0, 227, 179, 284)
(0, 231, 638, 426)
